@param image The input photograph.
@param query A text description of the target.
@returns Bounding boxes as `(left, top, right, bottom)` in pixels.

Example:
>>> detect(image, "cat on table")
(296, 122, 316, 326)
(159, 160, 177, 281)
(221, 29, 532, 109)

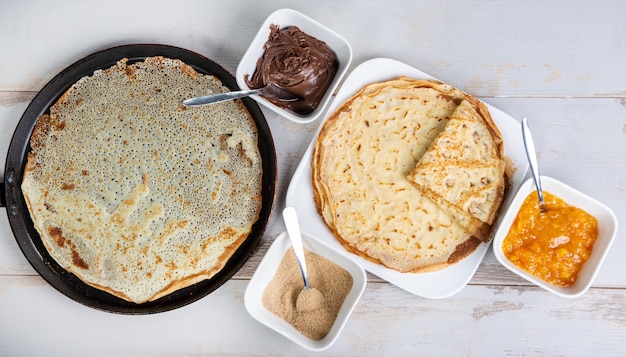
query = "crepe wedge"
(407, 99, 506, 243)
(312, 77, 496, 273)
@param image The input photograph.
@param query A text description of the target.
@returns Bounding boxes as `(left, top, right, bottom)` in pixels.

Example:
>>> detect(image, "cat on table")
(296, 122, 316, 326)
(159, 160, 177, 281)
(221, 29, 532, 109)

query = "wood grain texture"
(0, 276, 624, 356)
(1, 0, 625, 355)
(1, 1, 625, 96)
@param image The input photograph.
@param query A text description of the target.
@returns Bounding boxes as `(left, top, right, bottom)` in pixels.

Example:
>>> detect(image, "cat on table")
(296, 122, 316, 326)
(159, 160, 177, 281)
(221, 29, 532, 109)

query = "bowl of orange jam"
(493, 176, 617, 298)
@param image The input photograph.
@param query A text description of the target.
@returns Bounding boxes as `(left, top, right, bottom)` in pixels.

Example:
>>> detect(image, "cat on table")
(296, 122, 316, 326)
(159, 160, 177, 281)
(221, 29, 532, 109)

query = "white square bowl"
(493, 176, 618, 298)
(236, 8, 353, 123)
(244, 230, 366, 351)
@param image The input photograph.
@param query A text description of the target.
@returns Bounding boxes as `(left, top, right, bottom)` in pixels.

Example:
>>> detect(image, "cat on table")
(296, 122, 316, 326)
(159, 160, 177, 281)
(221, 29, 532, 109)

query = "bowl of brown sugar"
(245, 230, 366, 351)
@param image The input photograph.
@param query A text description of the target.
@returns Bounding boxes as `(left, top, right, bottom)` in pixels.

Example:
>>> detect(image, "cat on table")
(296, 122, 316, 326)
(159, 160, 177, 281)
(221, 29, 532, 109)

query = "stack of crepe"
(312, 77, 507, 272)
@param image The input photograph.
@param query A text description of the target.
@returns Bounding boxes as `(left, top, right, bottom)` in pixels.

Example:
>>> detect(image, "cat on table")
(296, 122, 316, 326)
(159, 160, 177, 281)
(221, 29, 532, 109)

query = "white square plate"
(286, 58, 529, 298)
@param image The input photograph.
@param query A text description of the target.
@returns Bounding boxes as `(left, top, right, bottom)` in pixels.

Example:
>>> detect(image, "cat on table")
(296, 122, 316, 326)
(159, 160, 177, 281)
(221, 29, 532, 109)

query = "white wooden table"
(1, 1, 625, 355)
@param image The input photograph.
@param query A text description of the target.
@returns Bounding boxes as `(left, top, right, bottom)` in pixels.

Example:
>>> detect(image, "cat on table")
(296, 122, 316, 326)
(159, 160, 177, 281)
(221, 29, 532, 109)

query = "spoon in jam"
(282, 207, 325, 312)
(183, 83, 300, 107)
(521, 117, 547, 213)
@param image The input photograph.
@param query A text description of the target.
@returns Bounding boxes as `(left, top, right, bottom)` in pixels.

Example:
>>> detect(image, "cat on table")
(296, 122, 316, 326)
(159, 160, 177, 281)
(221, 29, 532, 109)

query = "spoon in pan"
(521, 117, 547, 213)
(282, 207, 325, 312)
(183, 83, 300, 107)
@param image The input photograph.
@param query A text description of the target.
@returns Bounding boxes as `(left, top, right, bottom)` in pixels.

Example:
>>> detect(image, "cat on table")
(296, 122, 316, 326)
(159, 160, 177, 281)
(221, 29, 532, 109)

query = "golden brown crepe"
(21, 57, 263, 303)
(407, 98, 506, 242)
(312, 77, 480, 272)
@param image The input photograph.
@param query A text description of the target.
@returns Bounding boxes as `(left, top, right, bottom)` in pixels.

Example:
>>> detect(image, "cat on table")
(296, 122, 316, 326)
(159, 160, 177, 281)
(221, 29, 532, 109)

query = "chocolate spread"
(245, 24, 338, 115)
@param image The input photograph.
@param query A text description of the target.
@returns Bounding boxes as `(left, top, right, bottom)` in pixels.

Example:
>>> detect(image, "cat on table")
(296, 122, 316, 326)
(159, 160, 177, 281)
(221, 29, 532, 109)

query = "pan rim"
(3, 44, 277, 314)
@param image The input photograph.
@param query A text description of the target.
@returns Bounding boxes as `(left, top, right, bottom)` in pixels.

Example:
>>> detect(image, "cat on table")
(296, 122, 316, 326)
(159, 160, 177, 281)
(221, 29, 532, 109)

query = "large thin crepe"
(22, 57, 263, 303)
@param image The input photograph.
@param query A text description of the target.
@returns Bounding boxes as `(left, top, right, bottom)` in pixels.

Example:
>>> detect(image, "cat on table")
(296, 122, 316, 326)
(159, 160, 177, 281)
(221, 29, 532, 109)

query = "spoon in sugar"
(282, 207, 325, 312)
(521, 117, 547, 213)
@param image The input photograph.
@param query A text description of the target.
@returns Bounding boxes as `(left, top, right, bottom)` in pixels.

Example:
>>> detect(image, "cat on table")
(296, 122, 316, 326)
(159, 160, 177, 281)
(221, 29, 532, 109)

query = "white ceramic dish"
(236, 8, 352, 124)
(285, 57, 529, 299)
(244, 231, 366, 351)
(493, 176, 618, 298)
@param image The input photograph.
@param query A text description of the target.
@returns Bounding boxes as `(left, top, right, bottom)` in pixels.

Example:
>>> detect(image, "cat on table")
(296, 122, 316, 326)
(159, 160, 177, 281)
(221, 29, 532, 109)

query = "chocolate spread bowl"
(244, 24, 338, 116)
(236, 8, 353, 124)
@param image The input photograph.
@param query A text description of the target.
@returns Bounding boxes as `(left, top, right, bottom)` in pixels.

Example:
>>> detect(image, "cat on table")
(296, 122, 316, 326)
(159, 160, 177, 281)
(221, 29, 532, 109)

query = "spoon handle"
(283, 207, 310, 289)
(182, 89, 261, 106)
(521, 117, 545, 207)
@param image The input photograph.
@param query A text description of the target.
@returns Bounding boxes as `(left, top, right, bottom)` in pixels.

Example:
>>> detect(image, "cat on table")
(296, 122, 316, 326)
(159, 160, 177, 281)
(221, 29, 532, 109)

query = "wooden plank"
(0, 1, 625, 97)
(0, 276, 624, 356)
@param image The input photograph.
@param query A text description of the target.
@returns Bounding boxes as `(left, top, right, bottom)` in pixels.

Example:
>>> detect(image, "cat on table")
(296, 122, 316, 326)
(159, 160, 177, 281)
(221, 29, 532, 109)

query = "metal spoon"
(521, 117, 547, 213)
(282, 207, 325, 312)
(183, 83, 300, 107)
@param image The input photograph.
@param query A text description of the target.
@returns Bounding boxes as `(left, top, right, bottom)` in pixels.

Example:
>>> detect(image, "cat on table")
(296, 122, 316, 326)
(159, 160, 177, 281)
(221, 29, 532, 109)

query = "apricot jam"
(502, 191, 598, 287)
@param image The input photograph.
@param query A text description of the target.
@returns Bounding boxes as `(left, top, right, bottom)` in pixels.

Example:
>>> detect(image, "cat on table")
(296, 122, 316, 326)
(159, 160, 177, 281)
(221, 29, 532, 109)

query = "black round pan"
(1, 44, 276, 314)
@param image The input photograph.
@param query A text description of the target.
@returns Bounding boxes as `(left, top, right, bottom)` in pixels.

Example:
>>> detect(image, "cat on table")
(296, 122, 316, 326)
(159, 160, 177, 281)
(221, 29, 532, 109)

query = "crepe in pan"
(22, 56, 263, 303)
